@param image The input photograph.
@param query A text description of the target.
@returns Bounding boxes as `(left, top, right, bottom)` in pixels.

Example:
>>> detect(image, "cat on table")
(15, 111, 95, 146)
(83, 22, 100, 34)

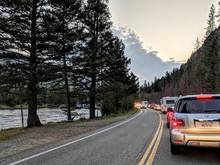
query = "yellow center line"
(138, 114, 162, 165)
(146, 120, 164, 165)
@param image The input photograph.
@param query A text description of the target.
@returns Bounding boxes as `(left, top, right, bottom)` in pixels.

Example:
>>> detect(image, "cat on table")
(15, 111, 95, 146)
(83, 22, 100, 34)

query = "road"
(1, 109, 220, 165)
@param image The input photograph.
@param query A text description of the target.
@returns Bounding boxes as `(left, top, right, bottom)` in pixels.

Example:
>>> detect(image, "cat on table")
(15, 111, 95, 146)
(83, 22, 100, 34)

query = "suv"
(169, 94, 220, 154)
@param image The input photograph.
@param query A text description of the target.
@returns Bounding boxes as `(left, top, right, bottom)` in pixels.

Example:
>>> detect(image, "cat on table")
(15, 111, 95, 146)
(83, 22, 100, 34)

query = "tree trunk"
(63, 54, 72, 121)
(90, 75, 96, 119)
(27, 86, 41, 127)
(62, 6, 72, 121)
(27, 0, 42, 127)
(89, 0, 100, 119)
(19, 83, 24, 128)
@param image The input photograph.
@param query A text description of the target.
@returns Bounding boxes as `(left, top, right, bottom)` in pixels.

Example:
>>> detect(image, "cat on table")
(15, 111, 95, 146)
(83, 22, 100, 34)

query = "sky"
(109, 0, 219, 62)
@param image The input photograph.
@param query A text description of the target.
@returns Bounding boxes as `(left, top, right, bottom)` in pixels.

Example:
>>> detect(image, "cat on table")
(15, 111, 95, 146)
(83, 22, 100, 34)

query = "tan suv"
(169, 95, 220, 154)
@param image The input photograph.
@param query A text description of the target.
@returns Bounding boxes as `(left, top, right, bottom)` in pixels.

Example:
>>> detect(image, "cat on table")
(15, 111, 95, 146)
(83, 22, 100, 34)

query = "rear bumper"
(170, 129, 220, 148)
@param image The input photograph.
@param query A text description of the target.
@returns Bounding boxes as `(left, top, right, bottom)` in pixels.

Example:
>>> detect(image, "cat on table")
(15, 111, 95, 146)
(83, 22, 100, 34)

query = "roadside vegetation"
(0, 128, 25, 141)
(0, 0, 139, 127)
(97, 108, 138, 119)
(140, 3, 220, 101)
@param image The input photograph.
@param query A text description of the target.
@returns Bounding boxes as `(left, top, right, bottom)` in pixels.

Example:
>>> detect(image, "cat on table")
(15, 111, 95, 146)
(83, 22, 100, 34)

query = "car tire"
(167, 122, 170, 128)
(170, 142, 181, 155)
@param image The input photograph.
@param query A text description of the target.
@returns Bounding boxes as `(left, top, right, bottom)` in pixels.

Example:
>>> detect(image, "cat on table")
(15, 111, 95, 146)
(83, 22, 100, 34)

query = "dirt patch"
(0, 113, 135, 159)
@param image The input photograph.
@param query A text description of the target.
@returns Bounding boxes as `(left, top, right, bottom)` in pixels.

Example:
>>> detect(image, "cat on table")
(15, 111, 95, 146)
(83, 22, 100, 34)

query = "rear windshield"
(166, 100, 175, 105)
(178, 99, 220, 113)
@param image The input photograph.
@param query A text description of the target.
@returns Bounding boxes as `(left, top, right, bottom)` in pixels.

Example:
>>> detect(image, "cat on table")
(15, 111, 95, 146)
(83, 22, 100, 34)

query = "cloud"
(112, 26, 181, 84)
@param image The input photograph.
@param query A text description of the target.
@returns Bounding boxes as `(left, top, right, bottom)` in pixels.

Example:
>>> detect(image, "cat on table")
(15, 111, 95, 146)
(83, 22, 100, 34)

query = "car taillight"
(167, 112, 174, 119)
(196, 95, 213, 100)
(170, 118, 185, 128)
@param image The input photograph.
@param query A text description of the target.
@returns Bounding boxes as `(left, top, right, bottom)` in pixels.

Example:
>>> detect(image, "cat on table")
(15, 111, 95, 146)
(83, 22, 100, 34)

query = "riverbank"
(0, 109, 138, 159)
(0, 108, 67, 130)
(0, 104, 49, 110)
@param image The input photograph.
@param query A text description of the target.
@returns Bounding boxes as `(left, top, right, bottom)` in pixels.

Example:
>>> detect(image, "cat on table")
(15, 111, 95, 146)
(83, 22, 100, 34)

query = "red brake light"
(196, 95, 213, 100)
(167, 112, 174, 119)
(170, 118, 185, 128)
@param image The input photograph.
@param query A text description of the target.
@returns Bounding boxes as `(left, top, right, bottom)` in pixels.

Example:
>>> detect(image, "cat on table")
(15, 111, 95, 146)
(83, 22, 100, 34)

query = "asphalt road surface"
(1, 109, 220, 165)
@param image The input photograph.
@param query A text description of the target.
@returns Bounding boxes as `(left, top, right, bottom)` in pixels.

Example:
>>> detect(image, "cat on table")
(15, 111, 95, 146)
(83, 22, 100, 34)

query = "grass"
(96, 108, 138, 120)
(0, 128, 26, 141)
(47, 108, 139, 125)
(0, 104, 13, 110)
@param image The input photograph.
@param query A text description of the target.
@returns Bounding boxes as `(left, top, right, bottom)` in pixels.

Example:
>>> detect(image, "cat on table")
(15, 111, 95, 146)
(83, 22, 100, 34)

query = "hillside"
(141, 27, 220, 101)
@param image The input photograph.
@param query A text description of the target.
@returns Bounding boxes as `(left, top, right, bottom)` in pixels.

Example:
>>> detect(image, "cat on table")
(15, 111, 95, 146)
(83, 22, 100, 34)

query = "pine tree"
(0, 0, 52, 127)
(205, 4, 216, 38)
(216, 2, 220, 27)
(80, 0, 112, 119)
(194, 37, 201, 51)
(44, 0, 83, 121)
(201, 35, 218, 93)
(101, 35, 138, 113)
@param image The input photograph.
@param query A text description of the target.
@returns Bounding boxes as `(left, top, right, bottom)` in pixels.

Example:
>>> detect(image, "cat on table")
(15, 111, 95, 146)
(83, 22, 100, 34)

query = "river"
(0, 108, 67, 130)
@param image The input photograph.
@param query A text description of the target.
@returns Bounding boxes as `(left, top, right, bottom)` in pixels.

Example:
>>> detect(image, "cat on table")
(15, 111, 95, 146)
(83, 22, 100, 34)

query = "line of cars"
(138, 101, 161, 111)
(160, 97, 179, 128)
(162, 94, 220, 155)
(140, 95, 220, 155)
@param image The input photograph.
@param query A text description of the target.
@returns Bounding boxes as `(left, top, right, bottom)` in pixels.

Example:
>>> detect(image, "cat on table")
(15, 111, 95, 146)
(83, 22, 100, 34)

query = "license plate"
(196, 121, 219, 128)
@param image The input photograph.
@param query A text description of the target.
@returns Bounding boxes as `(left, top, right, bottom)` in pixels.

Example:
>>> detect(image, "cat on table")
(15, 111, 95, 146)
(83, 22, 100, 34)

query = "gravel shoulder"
(0, 111, 137, 159)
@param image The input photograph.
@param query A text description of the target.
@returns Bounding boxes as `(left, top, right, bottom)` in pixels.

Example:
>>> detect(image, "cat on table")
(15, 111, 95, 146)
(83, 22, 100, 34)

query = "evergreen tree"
(201, 35, 218, 93)
(0, 0, 140, 122)
(205, 4, 216, 38)
(101, 35, 138, 113)
(80, 0, 112, 119)
(45, 0, 83, 121)
(0, 0, 53, 127)
(216, 2, 220, 26)
(194, 37, 201, 51)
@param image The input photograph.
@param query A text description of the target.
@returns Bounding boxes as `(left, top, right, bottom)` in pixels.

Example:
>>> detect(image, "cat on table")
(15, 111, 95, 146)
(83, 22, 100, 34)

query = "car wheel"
(170, 142, 181, 155)
(167, 122, 170, 128)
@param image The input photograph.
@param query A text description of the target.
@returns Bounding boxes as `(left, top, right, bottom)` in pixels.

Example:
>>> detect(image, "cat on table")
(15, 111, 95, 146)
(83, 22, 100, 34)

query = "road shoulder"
(0, 110, 138, 160)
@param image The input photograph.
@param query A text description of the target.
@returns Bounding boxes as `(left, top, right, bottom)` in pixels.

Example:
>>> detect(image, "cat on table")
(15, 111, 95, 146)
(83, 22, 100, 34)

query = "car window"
(178, 99, 220, 113)
(166, 100, 175, 104)
(174, 101, 179, 112)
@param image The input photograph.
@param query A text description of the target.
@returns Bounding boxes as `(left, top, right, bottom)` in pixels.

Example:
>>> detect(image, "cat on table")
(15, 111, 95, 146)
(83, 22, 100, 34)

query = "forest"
(140, 4, 220, 102)
(0, 0, 139, 127)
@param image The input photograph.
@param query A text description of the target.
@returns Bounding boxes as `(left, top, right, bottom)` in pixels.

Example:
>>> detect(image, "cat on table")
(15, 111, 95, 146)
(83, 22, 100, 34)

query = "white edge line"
(8, 110, 143, 165)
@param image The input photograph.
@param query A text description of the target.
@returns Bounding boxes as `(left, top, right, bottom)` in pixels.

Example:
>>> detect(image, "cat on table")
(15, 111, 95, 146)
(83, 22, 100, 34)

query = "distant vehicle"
(141, 101, 148, 109)
(160, 97, 178, 114)
(148, 103, 161, 111)
(148, 103, 154, 109)
(169, 94, 220, 154)
(134, 101, 142, 109)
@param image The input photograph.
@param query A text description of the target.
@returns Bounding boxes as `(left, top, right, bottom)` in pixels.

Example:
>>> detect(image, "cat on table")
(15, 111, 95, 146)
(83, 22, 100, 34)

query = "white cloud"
(112, 27, 181, 84)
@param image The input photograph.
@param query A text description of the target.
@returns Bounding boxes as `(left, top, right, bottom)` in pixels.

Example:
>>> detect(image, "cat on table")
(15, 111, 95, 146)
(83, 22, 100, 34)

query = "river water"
(0, 108, 67, 130)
